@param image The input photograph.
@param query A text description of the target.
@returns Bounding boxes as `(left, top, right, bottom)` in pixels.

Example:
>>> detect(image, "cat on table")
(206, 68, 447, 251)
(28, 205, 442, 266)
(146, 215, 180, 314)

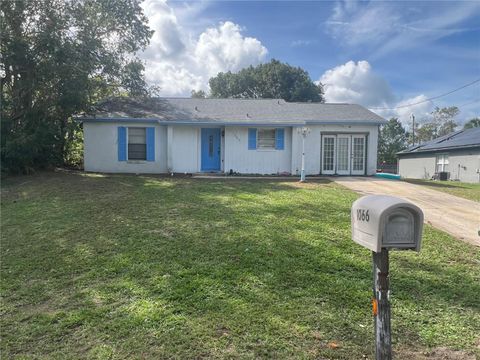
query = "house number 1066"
(357, 209, 370, 222)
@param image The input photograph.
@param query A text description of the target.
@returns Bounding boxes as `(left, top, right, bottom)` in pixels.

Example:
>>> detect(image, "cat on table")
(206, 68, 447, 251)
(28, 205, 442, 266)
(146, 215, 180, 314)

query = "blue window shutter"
(275, 128, 285, 150)
(118, 126, 127, 161)
(248, 128, 257, 150)
(146, 127, 155, 161)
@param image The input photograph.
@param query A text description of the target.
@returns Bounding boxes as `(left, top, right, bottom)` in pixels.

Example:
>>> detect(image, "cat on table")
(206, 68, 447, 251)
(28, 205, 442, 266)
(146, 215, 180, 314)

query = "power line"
(369, 78, 480, 110)
(457, 99, 480, 108)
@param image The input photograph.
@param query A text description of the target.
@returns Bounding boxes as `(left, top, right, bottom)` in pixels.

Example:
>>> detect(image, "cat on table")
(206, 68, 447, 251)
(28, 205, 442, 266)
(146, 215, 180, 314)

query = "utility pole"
(411, 114, 416, 146)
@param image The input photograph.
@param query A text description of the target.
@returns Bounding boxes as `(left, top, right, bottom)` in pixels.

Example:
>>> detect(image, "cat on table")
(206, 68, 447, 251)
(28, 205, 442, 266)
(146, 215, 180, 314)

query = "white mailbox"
(351, 195, 424, 252)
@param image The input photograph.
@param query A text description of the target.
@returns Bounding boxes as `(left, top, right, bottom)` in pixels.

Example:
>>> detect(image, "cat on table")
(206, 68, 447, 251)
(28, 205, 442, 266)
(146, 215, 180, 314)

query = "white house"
(78, 97, 386, 176)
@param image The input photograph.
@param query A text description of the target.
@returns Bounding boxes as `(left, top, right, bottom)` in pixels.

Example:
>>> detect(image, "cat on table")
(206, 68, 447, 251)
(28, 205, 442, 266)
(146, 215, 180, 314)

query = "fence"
(377, 163, 398, 174)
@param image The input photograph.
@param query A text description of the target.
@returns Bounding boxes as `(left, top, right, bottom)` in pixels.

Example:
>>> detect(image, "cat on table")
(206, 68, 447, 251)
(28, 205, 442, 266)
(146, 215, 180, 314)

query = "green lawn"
(1, 172, 479, 359)
(404, 179, 480, 202)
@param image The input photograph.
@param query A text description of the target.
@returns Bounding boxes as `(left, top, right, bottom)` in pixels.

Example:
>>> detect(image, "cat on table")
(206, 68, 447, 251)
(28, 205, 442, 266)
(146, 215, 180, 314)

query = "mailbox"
(351, 195, 423, 252)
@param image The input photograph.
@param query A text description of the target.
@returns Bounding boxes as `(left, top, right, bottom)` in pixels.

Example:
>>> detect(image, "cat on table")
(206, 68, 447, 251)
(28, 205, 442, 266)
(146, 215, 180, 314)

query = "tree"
(414, 123, 436, 143)
(209, 59, 324, 102)
(191, 89, 207, 98)
(431, 106, 459, 137)
(464, 117, 480, 129)
(1, 0, 153, 173)
(409, 106, 460, 145)
(378, 118, 407, 165)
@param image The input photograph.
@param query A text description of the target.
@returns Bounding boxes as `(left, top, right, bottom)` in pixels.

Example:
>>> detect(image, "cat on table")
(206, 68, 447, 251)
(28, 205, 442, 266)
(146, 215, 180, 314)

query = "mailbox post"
(351, 195, 423, 360)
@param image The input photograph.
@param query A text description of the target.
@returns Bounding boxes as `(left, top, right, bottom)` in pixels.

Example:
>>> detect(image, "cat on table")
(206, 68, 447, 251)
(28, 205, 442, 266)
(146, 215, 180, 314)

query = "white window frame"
(127, 127, 147, 161)
(257, 128, 276, 150)
(321, 135, 336, 175)
(435, 154, 449, 173)
(336, 135, 351, 175)
(351, 135, 366, 175)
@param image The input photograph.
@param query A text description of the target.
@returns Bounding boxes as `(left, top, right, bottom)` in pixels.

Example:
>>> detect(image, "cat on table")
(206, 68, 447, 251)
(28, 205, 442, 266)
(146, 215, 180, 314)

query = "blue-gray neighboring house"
(397, 127, 480, 183)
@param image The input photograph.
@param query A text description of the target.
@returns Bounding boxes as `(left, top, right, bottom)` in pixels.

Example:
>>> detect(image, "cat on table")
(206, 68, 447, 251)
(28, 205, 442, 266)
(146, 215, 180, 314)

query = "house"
(77, 97, 386, 176)
(397, 127, 480, 183)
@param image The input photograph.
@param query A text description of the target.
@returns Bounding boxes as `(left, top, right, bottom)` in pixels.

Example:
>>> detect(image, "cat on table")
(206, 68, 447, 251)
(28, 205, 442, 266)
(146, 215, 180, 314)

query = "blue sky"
(140, 0, 480, 125)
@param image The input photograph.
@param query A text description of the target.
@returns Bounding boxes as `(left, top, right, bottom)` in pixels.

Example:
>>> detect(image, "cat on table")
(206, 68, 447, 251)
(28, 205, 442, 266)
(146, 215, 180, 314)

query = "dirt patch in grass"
(397, 346, 477, 360)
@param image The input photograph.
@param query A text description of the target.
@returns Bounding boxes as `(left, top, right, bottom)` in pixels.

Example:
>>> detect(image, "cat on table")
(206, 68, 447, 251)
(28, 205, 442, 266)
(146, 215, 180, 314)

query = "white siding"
(224, 127, 292, 174)
(84, 122, 167, 173)
(170, 126, 200, 173)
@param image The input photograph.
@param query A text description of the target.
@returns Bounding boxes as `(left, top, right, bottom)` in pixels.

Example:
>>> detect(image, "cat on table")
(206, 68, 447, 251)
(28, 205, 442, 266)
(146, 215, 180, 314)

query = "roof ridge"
(160, 97, 286, 101)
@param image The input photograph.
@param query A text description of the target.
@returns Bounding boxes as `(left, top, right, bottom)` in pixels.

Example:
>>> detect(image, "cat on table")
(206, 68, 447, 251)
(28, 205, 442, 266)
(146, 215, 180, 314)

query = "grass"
(1, 172, 479, 359)
(403, 178, 480, 202)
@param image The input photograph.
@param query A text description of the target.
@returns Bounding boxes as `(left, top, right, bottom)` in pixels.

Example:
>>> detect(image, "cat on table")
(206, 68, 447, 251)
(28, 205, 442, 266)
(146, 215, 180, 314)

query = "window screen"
(323, 137, 335, 171)
(352, 137, 365, 171)
(257, 129, 276, 149)
(128, 127, 146, 160)
(435, 154, 449, 172)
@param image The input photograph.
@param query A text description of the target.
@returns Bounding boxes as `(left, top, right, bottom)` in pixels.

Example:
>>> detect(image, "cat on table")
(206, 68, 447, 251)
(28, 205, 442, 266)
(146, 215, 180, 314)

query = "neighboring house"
(77, 97, 386, 176)
(397, 127, 480, 183)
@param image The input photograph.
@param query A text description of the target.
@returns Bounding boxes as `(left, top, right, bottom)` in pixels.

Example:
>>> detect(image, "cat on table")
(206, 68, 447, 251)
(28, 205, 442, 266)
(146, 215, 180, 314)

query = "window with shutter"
(257, 128, 276, 149)
(128, 127, 147, 160)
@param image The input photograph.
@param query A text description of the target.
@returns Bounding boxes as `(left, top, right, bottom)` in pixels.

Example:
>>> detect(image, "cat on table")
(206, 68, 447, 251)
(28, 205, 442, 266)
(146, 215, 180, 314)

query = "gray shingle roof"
(398, 127, 480, 155)
(77, 97, 386, 125)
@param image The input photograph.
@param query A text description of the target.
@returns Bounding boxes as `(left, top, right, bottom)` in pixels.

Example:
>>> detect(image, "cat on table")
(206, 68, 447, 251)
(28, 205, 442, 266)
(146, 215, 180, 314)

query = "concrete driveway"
(333, 177, 480, 246)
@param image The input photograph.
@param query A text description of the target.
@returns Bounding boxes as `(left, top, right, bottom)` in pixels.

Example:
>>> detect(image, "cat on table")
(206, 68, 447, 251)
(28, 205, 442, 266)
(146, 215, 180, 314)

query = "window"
(436, 154, 449, 173)
(352, 137, 365, 171)
(323, 137, 335, 171)
(257, 128, 276, 149)
(128, 127, 146, 160)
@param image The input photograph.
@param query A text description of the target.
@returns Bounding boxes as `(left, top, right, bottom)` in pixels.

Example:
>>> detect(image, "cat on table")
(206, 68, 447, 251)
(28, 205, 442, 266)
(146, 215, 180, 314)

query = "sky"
(139, 0, 480, 126)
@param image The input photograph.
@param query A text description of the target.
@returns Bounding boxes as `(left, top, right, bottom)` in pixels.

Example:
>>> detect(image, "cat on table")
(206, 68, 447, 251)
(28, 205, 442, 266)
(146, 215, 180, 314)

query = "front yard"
(1, 173, 479, 359)
(403, 179, 480, 202)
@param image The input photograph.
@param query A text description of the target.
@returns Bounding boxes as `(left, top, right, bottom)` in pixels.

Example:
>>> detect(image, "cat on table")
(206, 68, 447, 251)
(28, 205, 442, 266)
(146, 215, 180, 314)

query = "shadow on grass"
(1, 171, 479, 358)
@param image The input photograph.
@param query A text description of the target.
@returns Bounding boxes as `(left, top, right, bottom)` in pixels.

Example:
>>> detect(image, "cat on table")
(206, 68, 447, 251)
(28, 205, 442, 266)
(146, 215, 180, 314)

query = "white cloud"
(319, 60, 434, 126)
(319, 60, 394, 107)
(140, 0, 268, 96)
(326, 0, 480, 58)
(194, 22, 268, 80)
(392, 95, 433, 124)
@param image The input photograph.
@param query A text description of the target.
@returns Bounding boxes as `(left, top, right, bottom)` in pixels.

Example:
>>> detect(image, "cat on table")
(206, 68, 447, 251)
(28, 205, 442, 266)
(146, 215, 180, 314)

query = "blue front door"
(201, 128, 221, 171)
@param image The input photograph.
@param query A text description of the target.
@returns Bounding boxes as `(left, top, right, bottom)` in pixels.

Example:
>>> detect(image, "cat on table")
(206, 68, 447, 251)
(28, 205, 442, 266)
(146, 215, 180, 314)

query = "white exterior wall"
(224, 127, 292, 174)
(291, 124, 379, 175)
(83, 122, 380, 176)
(84, 122, 167, 173)
(169, 126, 200, 173)
(399, 149, 480, 183)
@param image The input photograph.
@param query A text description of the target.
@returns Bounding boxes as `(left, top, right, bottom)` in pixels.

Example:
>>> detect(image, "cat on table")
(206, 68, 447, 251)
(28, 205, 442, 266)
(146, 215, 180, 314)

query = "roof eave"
(397, 143, 480, 155)
(75, 116, 385, 126)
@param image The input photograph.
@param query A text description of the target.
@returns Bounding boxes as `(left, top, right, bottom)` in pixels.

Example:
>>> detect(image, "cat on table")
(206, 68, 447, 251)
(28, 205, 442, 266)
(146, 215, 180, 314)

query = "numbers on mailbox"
(357, 209, 370, 222)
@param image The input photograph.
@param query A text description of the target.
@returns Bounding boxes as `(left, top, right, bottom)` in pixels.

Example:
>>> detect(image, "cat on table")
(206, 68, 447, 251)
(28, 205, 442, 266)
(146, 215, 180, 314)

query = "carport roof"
(398, 127, 480, 155)
(75, 97, 386, 126)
